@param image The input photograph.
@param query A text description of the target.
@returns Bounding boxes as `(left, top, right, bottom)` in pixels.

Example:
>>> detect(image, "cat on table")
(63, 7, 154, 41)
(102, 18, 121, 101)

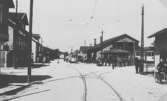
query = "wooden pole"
(16, 0, 18, 14)
(141, 5, 144, 73)
(27, 0, 34, 83)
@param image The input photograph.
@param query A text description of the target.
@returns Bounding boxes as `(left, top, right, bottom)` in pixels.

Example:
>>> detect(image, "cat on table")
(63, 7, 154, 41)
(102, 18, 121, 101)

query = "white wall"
(32, 40, 36, 63)
(7, 26, 14, 50)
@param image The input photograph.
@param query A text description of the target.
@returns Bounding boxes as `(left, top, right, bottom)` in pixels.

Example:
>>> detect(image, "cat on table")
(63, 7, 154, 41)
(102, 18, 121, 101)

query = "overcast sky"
(10, 0, 167, 51)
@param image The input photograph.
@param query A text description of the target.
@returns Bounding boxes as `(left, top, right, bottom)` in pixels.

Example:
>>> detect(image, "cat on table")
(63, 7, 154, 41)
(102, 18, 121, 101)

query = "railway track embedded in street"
(68, 66, 87, 101)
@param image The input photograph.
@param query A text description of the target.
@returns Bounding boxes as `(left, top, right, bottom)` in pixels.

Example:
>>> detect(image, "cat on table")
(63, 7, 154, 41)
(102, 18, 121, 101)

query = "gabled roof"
(148, 28, 167, 38)
(8, 19, 29, 36)
(8, 12, 29, 25)
(94, 34, 139, 51)
(0, 0, 15, 8)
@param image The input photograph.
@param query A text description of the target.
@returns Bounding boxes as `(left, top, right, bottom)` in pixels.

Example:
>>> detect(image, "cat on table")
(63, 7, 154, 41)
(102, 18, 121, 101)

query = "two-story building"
(0, 0, 14, 67)
(93, 34, 139, 66)
(148, 28, 167, 67)
(7, 12, 29, 67)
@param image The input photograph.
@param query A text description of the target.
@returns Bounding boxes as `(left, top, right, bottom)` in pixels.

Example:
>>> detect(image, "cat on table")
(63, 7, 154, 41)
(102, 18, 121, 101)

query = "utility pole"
(16, 0, 18, 14)
(94, 38, 96, 46)
(101, 30, 104, 43)
(140, 5, 144, 73)
(27, 0, 34, 83)
(13, 0, 18, 69)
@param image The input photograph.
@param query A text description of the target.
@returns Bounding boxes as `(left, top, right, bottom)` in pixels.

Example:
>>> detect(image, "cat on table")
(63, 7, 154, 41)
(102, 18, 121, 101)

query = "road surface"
(2, 60, 167, 101)
(3, 60, 124, 101)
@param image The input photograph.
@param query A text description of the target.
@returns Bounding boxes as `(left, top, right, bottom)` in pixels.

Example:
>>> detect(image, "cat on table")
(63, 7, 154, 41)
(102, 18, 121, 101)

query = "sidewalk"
(103, 66, 167, 101)
(0, 64, 51, 101)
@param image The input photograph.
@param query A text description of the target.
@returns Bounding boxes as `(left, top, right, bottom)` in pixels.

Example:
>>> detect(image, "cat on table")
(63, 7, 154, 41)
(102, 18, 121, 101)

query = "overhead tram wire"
(66, 0, 99, 26)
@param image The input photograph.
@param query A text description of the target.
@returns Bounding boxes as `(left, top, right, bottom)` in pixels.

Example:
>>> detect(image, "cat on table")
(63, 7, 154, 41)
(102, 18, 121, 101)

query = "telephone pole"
(101, 30, 104, 42)
(140, 5, 144, 73)
(27, 0, 34, 83)
(16, 0, 18, 14)
(100, 30, 104, 43)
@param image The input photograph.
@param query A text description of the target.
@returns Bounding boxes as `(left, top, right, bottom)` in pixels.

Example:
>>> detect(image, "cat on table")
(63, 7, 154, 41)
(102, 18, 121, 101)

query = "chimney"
(101, 30, 104, 42)
(94, 38, 96, 46)
(100, 36, 103, 43)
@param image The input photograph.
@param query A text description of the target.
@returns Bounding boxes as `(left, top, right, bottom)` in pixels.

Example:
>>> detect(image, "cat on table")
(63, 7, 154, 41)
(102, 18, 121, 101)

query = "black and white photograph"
(1, 0, 167, 101)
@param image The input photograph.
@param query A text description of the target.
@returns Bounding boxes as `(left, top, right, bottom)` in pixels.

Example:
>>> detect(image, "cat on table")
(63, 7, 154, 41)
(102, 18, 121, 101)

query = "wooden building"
(7, 12, 29, 67)
(0, 0, 14, 67)
(32, 34, 43, 63)
(0, 0, 14, 47)
(93, 34, 139, 66)
(148, 28, 167, 66)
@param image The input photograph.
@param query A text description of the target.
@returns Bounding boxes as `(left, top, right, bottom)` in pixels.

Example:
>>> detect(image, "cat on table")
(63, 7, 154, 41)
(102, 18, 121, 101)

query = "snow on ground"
(11, 77, 83, 101)
(87, 78, 120, 101)
(1, 60, 167, 101)
(102, 67, 167, 101)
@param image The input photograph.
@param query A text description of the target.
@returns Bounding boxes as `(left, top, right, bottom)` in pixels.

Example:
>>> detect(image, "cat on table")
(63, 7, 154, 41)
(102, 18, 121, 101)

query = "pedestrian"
(134, 57, 139, 73)
(138, 58, 143, 73)
(156, 58, 167, 82)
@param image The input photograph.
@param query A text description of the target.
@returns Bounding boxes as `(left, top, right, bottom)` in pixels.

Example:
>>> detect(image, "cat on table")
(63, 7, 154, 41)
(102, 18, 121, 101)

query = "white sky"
(10, 0, 167, 51)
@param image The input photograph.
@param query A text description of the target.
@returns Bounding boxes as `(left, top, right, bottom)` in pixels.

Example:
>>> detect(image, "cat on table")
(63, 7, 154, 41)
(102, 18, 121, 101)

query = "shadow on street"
(140, 71, 154, 76)
(31, 63, 49, 68)
(0, 74, 52, 89)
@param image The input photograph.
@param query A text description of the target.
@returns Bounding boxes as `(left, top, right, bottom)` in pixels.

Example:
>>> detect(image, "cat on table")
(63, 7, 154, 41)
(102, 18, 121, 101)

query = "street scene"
(1, 0, 167, 101)
(0, 60, 167, 101)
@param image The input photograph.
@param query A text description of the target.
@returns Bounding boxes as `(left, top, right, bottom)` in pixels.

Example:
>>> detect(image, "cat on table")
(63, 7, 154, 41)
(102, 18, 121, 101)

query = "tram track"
(90, 71, 125, 101)
(70, 65, 125, 101)
(3, 64, 125, 101)
(68, 66, 87, 101)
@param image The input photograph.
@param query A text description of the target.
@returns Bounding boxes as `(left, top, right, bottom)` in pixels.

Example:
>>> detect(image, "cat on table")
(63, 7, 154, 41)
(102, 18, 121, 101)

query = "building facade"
(6, 12, 29, 67)
(148, 28, 167, 67)
(93, 34, 139, 66)
(0, 0, 14, 67)
(32, 34, 43, 63)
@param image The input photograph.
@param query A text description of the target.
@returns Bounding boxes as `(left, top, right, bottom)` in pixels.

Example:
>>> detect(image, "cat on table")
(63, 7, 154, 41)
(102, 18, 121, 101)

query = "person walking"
(134, 57, 139, 73)
(156, 58, 167, 82)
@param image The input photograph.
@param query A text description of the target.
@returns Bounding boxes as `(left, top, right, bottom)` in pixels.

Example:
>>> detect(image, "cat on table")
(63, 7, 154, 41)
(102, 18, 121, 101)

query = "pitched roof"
(0, 0, 15, 8)
(8, 12, 29, 25)
(94, 34, 138, 51)
(8, 18, 29, 36)
(148, 28, 167, 38)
